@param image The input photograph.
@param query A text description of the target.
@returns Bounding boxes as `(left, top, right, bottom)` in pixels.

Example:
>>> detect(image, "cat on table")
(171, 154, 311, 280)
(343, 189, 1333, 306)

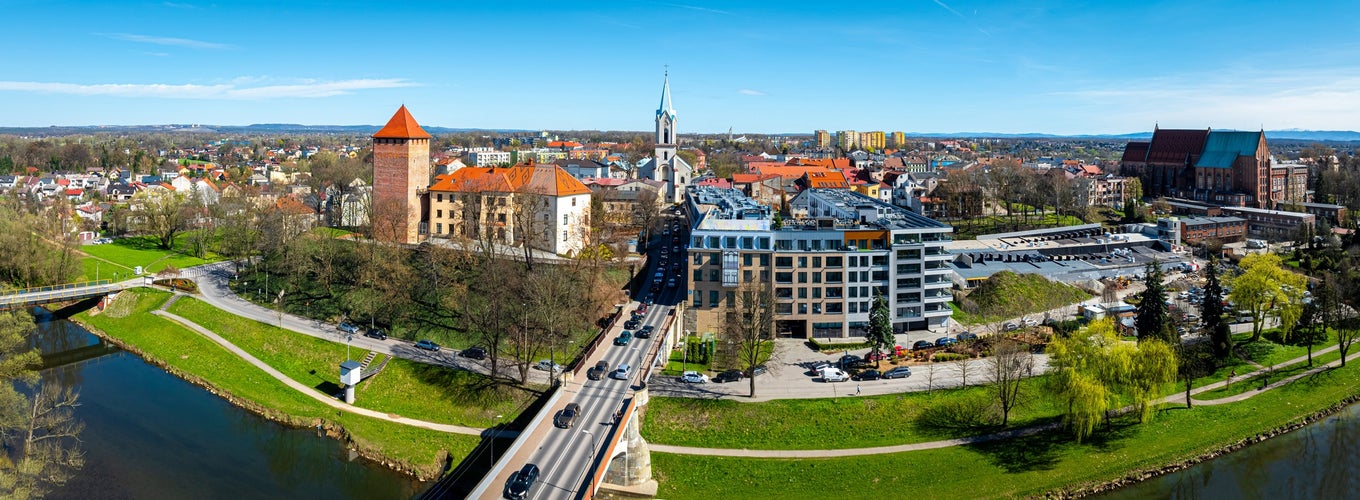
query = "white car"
(680, 371, 708, 383)
(611, 364, 632, 380)
(819, 368, 850, 382)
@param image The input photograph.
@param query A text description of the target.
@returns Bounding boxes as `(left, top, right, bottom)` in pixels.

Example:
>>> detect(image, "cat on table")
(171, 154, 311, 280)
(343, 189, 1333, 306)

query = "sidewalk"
(151, 306, 513, 437)
(653, 340, 1360, 457)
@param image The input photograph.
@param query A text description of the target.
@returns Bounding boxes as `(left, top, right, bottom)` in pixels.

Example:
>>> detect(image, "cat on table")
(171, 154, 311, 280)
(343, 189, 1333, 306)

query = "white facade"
(467, 150, 512, 166)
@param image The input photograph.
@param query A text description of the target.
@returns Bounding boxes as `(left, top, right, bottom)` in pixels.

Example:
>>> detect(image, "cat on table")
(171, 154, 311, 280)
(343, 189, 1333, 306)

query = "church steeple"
(658, 70, 675, 121)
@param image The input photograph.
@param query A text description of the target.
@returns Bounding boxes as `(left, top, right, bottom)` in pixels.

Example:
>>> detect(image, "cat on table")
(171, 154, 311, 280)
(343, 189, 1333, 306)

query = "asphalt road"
(518, 217, 686, 499)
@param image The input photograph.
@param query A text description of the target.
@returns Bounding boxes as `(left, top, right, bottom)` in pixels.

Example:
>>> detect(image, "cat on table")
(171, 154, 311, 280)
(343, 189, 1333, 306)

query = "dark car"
(338, 322, 360, 334)
(838, 354, 863, 368)
(460, 346, 487, 360)
(624, 319, 641, 330)
(912, 340, 934, 350)
(883, 366, 912, 379)
(635, 325, 654, 338)
(587, 360, 609, 380)
(415, 339, 441, 352)
(956, 332, 978, 342)
(553, 403, 581, 429)
(713, 369, 744, 383)
(935, 337, 957, 347)
(505, 463, 540, 499)
(614, 331, 633, 346)
(363, 328, 387, 340)
(852, 369, 882, 381)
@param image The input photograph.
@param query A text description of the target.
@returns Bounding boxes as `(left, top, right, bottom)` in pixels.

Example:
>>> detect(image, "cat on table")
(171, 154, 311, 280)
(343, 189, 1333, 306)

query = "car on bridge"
(588, 360, 609, 380)
(611, 364, 632, 380)
(414, 339, 440, 352)
(338, 322, 360, 334)
(614, 331, 633, 346)
(553, 403, 581, 429)
(635, 325, 654, 338)
(505, 463, 540, 499)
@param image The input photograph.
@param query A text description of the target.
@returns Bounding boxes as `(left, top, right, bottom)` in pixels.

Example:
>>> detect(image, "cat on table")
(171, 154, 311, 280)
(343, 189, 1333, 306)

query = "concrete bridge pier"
(599, 387, 657, 498)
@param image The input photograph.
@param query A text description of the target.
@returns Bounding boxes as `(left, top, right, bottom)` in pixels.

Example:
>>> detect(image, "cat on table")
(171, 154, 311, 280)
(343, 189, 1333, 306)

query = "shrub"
(932, 353, 969, 363)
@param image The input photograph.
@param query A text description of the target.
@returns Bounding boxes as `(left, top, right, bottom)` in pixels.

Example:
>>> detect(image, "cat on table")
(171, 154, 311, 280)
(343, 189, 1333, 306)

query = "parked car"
(956, 332, 978, 342)
(852, 369, 882, 381)
(912, 340, 934, 350)
(680, 371, 709, 383)
(338, 322, 360, 334)
(819, 367, 850, 382)
(459, 346, 487, 360)
(864, 351, 891, 363)
(1004, 322, 1020, 331)
(505, 463, 540, 499)
(883, 366, 913, 379)
(746, 365, 768, 377)
(1022, 318, 1039, 327)
(553, 403, 581, 429)
(363, 328, 387, 340)
(414, 339, 440, 352)
(838, 354, 863, 368)
(935, 337, 957, 347)
(611, 364, 632, 380)
(614, 331, 633, 346)
(535, 359, 562, 373)
(635, 325, 654, 338)
(588, 360, 609, 380)
(713, 369, 743, 383)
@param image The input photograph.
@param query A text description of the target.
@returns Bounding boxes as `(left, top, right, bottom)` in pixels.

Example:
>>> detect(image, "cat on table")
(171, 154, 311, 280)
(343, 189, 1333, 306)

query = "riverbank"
(74, 288, 480, 480)
(650, 349, 1360, 498)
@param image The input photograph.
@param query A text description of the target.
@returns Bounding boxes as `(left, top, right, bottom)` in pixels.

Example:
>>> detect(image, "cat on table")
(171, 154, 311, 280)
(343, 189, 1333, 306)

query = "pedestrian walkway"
(150, 308, 513, 438)
(653, 341, 1360, 457)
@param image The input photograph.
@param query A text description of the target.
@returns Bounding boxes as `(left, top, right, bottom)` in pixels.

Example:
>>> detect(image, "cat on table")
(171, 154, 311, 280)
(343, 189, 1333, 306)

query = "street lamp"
(576, 428, 604, 495)
(488, 414, 504, 467)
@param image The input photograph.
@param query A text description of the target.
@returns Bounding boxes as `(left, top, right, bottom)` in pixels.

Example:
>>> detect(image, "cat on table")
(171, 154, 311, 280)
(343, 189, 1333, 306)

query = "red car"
(865, 351, 892, 363)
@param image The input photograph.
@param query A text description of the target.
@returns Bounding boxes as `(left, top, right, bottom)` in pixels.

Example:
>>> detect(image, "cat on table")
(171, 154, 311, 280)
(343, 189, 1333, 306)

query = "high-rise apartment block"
(814, 130, 831, 149)
(836, 130, 858, 150)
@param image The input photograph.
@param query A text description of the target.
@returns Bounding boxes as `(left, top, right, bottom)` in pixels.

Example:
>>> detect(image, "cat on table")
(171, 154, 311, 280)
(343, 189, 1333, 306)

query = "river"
(1100, 402, 1360, 498)
(28, 309, 427, 499)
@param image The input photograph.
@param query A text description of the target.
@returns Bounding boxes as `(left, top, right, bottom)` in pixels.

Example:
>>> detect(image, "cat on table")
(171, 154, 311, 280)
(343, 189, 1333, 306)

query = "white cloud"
(738, 89, 766, 96)
(0, 79, 418, 99)
(98, 33, 232, 50)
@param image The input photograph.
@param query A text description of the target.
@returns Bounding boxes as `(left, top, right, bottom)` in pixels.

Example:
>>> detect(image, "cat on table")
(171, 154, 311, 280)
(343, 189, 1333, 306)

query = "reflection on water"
(30, 310, 425, 499)
(1101, 404, 1360, 499)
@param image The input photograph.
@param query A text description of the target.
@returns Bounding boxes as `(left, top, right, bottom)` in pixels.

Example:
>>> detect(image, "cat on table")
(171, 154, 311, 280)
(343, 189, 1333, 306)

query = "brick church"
(1120, 126, 1304, 208)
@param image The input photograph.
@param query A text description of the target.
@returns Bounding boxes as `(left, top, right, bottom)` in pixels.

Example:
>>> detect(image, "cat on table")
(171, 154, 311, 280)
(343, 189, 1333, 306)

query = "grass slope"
(654, 359, 1360, 499)
(79, 288, 478, 478)
(953, 271, 1090, 325)
(82, 235, 219, 279)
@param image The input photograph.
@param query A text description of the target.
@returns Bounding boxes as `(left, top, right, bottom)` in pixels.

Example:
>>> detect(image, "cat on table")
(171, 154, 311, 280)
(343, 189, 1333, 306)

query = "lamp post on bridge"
(576, 428, 604, 495)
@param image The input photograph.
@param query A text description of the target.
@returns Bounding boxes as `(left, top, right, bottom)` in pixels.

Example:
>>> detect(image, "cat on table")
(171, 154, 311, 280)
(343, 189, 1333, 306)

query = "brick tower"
(371, 105, 431, 244)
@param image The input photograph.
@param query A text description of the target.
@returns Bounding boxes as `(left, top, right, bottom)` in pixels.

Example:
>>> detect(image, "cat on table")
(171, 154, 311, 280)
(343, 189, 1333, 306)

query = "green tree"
(866, 291, 894, 368)
(0, 311, 84, 498)
(1201, 256, 1230, 359)
(1135, 261, 1173, 343)
(1046, 318, 1178, 441)
(1229, 253, 1307, 342)
(131, 189, 190, 250)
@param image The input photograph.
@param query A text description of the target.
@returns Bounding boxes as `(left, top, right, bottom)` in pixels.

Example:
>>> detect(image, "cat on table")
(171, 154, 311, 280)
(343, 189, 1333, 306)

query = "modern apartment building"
(685, 186, 954, 340)
(836, 130, 858, 150)
(814, 130, 831, 149)
(467, 150, 512, 166)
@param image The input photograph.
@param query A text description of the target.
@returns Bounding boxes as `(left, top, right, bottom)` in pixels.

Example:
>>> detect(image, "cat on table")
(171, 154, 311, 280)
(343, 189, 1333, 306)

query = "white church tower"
(642, 71, 693, 203)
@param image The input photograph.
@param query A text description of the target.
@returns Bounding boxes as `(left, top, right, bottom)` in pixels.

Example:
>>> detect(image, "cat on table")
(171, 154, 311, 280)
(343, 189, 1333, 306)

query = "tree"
(1135, 260, 1173, 343)
(721, 281, 776, 398)
(1176, 340, 1214, 408)
(0, 311, 84, 498)
(131, 189, 190, 250)
(1201, 255, 1230, 359)
(988, 339, 1034, 426)
(1229, 253, 1307, 342)
(1045, 318, 1178, 441)
(1292, 298, 1327, 367)
(951, 357, 974, 388)
(865, 291, 894, 369)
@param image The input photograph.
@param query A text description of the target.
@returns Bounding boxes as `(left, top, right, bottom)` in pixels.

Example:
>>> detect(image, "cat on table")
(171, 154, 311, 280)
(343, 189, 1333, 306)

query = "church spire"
(657, 69, 675, 120)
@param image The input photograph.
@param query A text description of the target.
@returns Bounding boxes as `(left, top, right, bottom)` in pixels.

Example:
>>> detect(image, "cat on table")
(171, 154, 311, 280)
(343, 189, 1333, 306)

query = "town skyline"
(4, 1, 1360, 134)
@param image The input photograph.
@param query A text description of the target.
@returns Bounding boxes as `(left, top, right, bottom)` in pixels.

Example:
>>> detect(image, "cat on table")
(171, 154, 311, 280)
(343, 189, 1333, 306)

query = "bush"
(932, 353, 970, 363)
(808, 338, 872, 353)
(153, 278, 197, 293)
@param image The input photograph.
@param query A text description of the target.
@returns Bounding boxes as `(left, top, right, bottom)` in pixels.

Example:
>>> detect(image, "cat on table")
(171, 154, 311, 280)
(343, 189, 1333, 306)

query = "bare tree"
(988, 339, 1034, 426)
(3, 383, 85, 498)
(131, 189, 189, 250)
(952, 356, 974, 388)
(925, 360, 939, 393)
(721, 280, 777, 398)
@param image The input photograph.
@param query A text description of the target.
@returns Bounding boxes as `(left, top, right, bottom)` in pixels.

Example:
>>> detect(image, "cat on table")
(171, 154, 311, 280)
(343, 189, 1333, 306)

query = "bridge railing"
(0, 280, 112, 296)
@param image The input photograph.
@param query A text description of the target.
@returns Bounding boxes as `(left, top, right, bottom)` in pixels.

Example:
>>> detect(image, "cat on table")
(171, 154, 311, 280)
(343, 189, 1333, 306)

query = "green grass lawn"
(653, 357, 1360, 499)
(166, 296, 541, 428)
(952, 271, 1090, 326)
(79, 288, 477, 478)
(1196, 349, 1344, 400)
(82, 235, 219, 276)
(644, 379, 1064, 450)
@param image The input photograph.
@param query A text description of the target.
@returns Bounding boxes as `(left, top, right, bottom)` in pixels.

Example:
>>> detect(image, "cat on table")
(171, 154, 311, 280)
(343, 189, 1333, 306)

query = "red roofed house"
(426, 159, 593, 255)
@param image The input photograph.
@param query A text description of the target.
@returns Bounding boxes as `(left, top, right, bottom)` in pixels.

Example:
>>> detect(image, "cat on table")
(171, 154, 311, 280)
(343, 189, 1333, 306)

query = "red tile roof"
(428, 160, 590, 197)
(1145, 129, 1209, 165)
(372, 105, 432, 139)
(1121, 141, 1150, 163)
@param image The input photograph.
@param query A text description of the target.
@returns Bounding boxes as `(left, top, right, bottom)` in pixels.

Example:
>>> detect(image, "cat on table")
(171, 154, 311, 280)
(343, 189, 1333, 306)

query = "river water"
(1100, 402, 1360, 499)
(28, 310, 426, 499)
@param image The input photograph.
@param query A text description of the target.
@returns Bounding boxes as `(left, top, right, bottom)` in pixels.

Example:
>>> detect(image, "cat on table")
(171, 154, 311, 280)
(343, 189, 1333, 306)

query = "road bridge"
(0, 279, 140, 311)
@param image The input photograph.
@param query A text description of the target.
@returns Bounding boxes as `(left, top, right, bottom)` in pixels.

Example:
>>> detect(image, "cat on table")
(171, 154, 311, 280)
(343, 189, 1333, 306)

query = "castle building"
(371, 105, 432, 244)
(637, 72, 694, 204)
(426, 159, 592, 255)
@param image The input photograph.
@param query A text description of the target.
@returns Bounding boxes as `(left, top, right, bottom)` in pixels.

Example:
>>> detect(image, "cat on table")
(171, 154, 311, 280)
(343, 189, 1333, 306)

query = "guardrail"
(465, 386, 566, 499)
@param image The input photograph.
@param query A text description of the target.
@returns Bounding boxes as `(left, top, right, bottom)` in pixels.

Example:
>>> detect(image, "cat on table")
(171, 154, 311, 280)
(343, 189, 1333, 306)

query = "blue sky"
(2, 0, 1358, 134)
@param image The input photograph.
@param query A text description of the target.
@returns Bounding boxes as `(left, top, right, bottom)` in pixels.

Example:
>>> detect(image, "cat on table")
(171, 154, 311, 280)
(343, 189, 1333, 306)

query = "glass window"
(827, 302, 843, 314)
(849, 287, 858, 298)
(693, 270, 702, 281)
(760, 270, 769, 282)
(825, 272, 843, 283)
(798, 303, 808, 314)
(725, 236, 737, 248)
(776, 256, 793, 268)
(777, 303, 793, 315)
(776, 272, 793, 283)
(743, 270, 752, 281)
(709, 290, 719, 307)
(849, 302, 858, 313)
(798, 288, 807, 299)
(812, 272, 821, 284)
(743, 253, 752, 266)
(827, 287, 843, 299)
(798, 272, 807, 283)
(813, 257, 822, 267)
(710, 270, 719, 281)
(872, 255, 888, 266)
(776, 287, 793, 298)
(813, 288, 822, 299)
(760, 254, 770, 266)
(798, 256, 807, 267)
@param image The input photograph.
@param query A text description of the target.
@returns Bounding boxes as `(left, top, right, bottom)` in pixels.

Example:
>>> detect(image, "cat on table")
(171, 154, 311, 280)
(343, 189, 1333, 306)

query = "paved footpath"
(653, 341, 1360, 457)
(150, 304, 512, 437)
